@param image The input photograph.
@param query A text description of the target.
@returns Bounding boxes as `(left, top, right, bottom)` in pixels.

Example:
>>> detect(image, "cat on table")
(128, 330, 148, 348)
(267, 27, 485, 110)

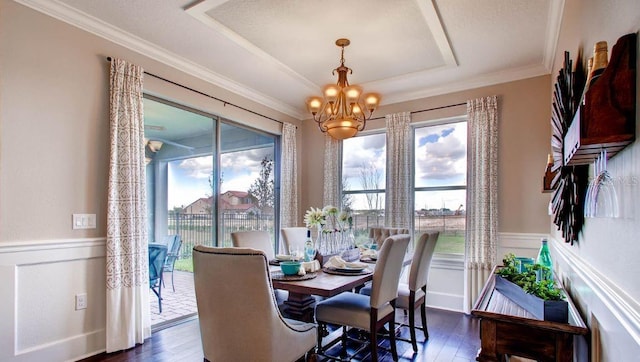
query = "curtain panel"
(280, 122, 298, 227)
(106, 58, 150, 352)
(323, 134, 341, 207)
(384, 112, 412, 229)
(463, 95, 499, 313)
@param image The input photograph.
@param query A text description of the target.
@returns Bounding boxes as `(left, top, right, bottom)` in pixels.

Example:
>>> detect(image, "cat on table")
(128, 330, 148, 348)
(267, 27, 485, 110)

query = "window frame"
(412, 115, 468, 257)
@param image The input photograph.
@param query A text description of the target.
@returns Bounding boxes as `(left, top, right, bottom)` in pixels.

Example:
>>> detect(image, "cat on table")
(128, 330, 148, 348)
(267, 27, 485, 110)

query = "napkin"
(323, 256, 368, 269)
(301, 260, 321, 273)
(360, 248, 377, 259)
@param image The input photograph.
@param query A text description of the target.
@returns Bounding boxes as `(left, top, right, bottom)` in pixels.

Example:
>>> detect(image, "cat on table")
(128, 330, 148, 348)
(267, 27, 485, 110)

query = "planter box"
(495, 275, 568, 323)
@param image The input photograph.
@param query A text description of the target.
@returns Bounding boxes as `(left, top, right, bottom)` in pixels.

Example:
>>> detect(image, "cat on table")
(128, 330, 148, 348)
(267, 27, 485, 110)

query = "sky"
(342, 121, 467, 211)
(167, 147, 273, 209)
(166, 121, 467, 212)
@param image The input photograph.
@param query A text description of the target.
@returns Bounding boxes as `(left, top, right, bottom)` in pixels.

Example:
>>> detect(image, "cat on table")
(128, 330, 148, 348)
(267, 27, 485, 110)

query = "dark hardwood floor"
(81, 308, 480, 362)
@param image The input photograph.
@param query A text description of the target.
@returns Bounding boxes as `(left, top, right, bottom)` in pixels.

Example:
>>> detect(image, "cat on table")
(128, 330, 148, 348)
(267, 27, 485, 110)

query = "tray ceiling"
(18, 0, 562, 119)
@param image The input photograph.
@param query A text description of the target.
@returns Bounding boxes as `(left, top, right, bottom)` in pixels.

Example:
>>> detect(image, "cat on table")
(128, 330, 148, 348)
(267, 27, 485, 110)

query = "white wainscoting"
(8, 233, 638, 361)
(551, 238, 640, 361)
(425, 232, 543, 312)
(0, 238, 107, 362)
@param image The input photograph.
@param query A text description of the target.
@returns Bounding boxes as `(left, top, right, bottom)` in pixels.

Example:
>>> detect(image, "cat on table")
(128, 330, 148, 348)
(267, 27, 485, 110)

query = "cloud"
(342, 134, 386, 188)
(415, 124, 466, 184)
(178, 156, 213, 179)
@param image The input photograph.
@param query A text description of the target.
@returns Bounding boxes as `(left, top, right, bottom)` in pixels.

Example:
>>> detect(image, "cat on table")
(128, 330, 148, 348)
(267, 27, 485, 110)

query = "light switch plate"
(72, 214, 96, 229)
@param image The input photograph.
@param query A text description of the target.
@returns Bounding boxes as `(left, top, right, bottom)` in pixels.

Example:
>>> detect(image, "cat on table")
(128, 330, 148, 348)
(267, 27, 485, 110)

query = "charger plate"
(271, 271, 317, 281)
(322, 267, 372, 276)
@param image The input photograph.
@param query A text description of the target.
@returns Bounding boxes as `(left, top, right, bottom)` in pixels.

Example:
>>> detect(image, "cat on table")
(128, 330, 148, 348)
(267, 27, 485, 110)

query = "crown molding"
(14, 0, 306, 119)
(543, 0, 566, 72)
(382, 63, 550, 106)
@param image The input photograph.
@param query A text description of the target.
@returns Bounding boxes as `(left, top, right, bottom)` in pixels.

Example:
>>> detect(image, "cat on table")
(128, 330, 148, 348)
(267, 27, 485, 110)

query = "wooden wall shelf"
(563, 32, 637, 166)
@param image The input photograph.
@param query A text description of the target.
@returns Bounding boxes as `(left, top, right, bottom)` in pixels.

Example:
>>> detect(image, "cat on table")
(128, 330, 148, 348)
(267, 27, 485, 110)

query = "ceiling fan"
(144, 124, 195, 151)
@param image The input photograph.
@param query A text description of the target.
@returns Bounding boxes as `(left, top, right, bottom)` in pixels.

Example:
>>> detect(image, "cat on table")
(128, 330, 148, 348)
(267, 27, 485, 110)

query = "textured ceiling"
(20, 0, 561, 119)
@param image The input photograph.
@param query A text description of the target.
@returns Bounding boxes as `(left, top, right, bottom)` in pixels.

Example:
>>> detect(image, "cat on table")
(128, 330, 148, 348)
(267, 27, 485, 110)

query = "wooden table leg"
(476, 319, 501, 362)
(284, 292, 316, 322)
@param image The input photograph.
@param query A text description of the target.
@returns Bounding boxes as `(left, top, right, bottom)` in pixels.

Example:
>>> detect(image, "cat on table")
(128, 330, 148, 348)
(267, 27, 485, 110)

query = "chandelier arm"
(357, 119, 366, 132)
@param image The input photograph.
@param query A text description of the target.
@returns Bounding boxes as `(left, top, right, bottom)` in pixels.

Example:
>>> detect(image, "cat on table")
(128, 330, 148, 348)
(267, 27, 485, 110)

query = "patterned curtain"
(280, 123, 298, 227)
(384, 112, 412, 228)
(323, 134, 341, 207)
(464, 95, 499, 313)
(106, 58, 150, 352)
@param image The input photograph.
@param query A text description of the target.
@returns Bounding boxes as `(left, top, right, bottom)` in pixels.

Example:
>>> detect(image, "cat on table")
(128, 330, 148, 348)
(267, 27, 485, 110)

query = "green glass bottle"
(536, 239, 553, 280)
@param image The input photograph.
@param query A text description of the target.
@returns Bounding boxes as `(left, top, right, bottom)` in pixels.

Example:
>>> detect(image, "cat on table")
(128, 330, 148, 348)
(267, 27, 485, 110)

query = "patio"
(150, 270, 197, 326)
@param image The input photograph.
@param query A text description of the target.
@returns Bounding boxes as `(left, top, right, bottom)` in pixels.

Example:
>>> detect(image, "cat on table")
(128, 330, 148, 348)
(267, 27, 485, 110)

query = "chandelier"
(306, 38, 381, 140)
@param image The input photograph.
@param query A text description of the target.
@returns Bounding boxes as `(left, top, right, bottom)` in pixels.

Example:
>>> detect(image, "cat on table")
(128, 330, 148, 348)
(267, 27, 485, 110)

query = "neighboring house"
(183, 196, 213, 214)
(220, 191, 255, 206)
(183, 191, 261, 215)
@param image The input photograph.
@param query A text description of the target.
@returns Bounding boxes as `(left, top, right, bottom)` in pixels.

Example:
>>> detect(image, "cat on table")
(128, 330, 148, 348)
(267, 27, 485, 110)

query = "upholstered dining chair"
(280, 227, 308, 254)
(231, 230, 275, 260)
(193, 245, 317, 362)
(315, 234, 410, 362)
(369, 227, 410, 249)
(361, 231, 439, 352)
(148, 243, 168, 313)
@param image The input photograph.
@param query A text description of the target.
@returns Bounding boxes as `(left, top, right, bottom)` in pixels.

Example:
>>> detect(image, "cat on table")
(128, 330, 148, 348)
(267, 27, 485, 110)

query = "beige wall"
(550, 0, 640, 302)
(0, 1, 299, 360)
(301, 75, 553, 235)
(0, 0, 299, 243)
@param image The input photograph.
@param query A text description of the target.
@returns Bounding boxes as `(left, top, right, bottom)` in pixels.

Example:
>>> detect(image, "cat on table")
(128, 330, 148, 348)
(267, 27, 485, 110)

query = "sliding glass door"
(218, 122, 277, 249)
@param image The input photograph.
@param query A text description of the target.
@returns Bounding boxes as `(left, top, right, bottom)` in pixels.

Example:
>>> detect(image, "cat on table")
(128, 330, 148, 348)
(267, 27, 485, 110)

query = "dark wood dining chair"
(315, 234, 410, 362)
(193, 245, 317, 361)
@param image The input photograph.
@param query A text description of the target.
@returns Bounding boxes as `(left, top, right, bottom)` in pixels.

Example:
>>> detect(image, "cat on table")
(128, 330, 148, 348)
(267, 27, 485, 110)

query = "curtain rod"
(368, 102, 467, 121)
(107, 57, 287, 126)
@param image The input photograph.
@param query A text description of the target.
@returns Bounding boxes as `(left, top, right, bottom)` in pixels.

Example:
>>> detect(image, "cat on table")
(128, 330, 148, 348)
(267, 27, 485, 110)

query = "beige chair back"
(193, 246, 316, 361)
(231, 230, 275, 260)
(369, 234, 410, 309)
(408, 232, 439, 292)
(280, 227, 308, 254)
(369, 227, 410, 248)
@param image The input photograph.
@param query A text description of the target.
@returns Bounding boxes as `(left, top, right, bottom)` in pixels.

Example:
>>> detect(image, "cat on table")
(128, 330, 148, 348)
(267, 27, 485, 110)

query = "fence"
(167, 211, 464, 261)
(168, 212, 274, 259)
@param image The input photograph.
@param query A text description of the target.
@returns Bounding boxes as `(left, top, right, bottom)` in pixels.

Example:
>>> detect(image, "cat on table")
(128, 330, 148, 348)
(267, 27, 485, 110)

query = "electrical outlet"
(75, 293, 87, 310)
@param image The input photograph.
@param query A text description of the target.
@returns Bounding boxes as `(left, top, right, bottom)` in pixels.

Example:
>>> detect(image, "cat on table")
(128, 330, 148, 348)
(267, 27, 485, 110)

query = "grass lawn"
(434, 234, 465, 254)
(174, 258, 194, 273)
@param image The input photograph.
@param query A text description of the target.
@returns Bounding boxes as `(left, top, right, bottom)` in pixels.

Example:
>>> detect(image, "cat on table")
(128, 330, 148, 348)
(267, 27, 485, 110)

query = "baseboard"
(426, 291, 464, 312)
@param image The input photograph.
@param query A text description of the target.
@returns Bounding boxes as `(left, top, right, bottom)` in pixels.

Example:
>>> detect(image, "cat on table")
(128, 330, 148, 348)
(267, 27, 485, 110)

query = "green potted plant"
(495, 254, 568, 323)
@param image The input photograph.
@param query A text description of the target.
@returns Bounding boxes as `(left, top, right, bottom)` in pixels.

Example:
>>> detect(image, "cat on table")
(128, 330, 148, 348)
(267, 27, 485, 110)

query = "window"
(144, 96, 279, 259)
(414, 119, 467, 254)
(341, 132, 386, 244)
(218, 122, 277, 248)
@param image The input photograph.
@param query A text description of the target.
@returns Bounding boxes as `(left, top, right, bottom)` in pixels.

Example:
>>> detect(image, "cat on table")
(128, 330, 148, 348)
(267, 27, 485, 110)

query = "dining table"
(270, 253, 412, 322)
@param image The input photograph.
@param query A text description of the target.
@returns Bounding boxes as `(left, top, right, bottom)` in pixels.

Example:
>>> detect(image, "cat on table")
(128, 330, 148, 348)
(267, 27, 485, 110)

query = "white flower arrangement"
(305, 205, 351, 231)
(304, 207, 326, 228)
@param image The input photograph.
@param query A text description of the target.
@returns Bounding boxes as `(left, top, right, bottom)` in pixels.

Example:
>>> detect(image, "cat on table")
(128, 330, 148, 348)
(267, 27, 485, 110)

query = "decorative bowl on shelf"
(280, 261, 301, 276)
